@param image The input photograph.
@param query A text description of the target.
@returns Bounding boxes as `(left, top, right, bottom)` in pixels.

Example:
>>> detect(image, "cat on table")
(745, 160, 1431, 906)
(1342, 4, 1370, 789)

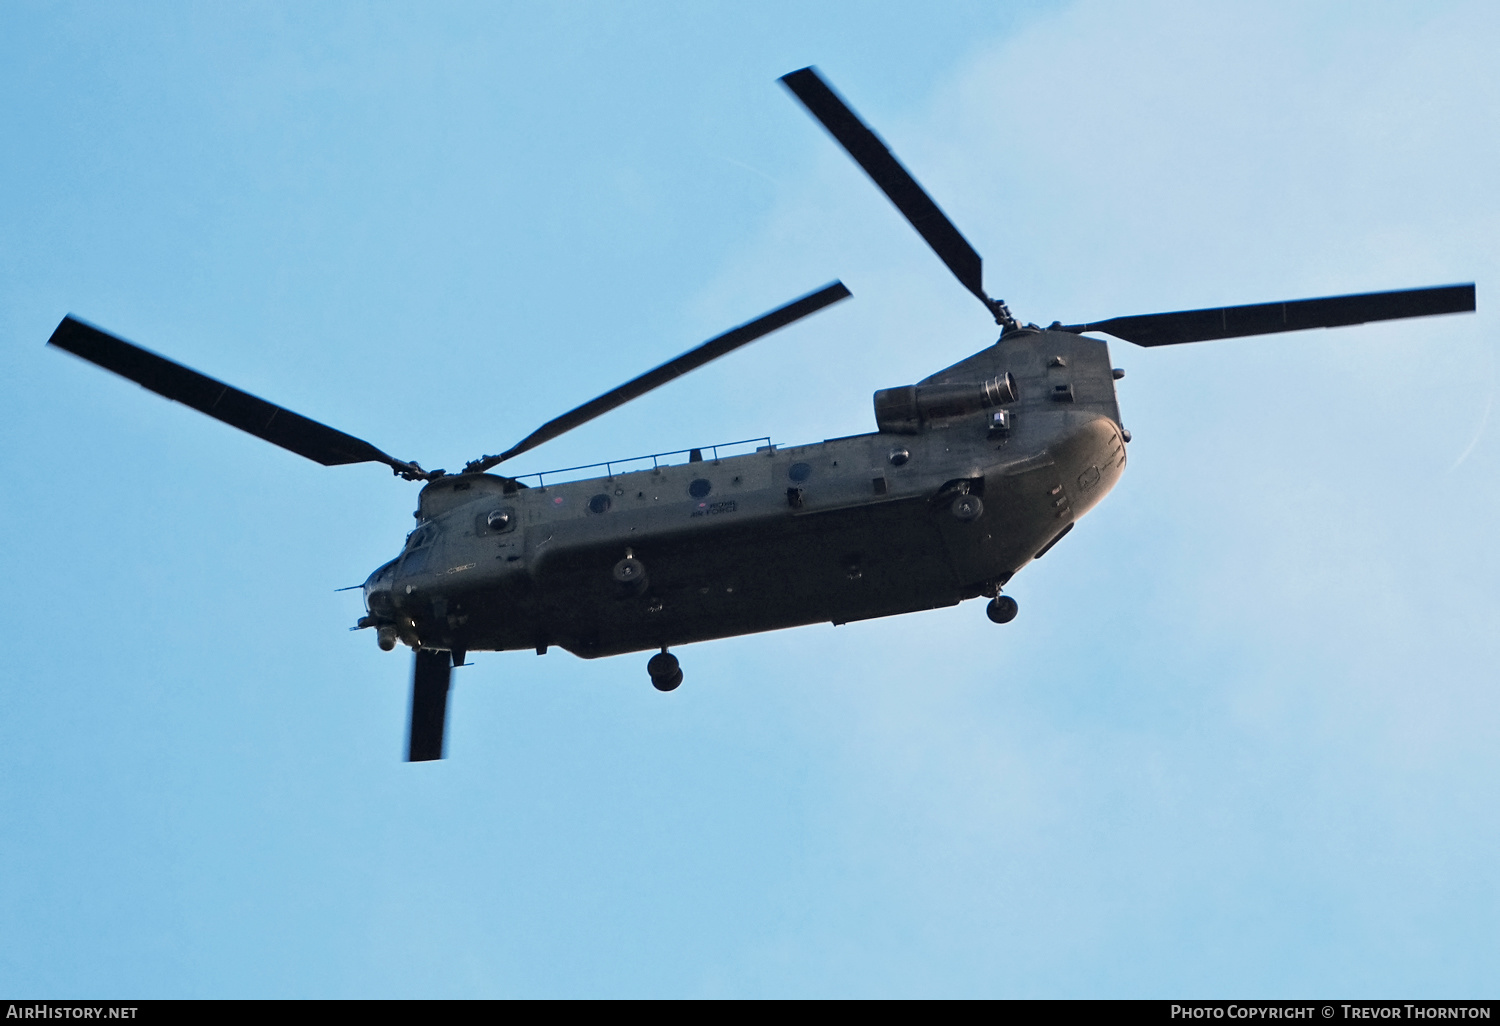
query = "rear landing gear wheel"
(986, 595, 1019, 624)
(648, 651, 682, 692)
(951, 493, 985, 521)
(613, 553, 649, 596)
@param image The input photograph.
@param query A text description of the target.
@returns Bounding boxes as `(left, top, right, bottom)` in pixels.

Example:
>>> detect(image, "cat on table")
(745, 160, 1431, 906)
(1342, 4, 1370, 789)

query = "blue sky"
(2, 0, 1496, 998)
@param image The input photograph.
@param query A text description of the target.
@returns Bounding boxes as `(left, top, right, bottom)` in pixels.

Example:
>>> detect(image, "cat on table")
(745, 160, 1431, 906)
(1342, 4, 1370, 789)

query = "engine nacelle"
(873, 373, 1017, 434)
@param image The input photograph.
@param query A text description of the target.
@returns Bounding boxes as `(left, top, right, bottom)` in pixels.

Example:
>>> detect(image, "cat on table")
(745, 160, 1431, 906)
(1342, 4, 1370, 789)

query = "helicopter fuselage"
(362, 327, 1126, 659)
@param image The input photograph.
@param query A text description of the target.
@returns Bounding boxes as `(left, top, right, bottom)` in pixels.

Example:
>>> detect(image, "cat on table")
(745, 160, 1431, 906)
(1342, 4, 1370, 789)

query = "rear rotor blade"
(1062, 284, 1476, 347)
(466, 281, 851, 472)
(47, 316, 435, 479)
(780, 67, 1013, 327)
(407, 649, 453, 762)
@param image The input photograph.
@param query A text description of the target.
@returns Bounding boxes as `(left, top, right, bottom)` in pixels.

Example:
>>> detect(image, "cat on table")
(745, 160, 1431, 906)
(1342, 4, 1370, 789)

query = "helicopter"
(47, 66, 1476, 762)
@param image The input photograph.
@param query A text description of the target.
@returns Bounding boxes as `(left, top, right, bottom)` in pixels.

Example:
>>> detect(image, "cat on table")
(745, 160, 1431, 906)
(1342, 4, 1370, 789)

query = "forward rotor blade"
(468, 281, 851, 472)
(1062, 284, 1476, 347)
(407, 649, 453, 762)
(780, 67, 1009, 326)
(47, 316, 435, 479)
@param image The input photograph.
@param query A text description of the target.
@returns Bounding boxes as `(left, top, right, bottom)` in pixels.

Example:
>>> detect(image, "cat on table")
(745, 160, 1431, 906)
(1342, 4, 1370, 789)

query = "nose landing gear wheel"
(648, 650, 683, 692)
(986, 595, 1019, 624)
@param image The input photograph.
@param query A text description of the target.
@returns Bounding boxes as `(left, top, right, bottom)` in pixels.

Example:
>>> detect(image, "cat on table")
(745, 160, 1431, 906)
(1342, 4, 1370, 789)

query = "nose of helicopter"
(361, 558, 404, 651)
(363, 558, 398, 617)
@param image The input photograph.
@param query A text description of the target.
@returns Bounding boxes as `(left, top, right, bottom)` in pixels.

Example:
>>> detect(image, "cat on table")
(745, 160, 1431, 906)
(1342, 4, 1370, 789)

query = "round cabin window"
(588, 494, 612, 514)
(788, 462, 813, 482)
(688, 479, 712, 499)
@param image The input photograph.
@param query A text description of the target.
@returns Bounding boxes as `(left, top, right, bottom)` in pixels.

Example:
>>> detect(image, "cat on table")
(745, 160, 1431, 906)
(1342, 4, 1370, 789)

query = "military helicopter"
(48, 66, 1476, 762)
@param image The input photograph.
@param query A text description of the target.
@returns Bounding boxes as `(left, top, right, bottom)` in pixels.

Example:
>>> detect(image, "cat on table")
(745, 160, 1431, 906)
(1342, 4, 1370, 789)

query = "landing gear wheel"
(612, 555, 649, 596)
(986, 595, 1019, 624)
(652, 669, 683, 692)
(648, 651, 682, 692)
(951, 494, 985, 521)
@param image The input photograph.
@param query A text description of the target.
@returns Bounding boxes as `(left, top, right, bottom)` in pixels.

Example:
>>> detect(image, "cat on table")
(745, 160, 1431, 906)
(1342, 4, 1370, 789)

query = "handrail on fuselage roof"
(514, 437, 774, 489)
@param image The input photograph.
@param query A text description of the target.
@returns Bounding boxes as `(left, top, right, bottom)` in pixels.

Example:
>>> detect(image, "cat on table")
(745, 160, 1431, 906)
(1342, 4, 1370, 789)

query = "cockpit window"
(401, 546, 431, 575)
(406, 524, 439, 551)
(368, 558, 398, 587)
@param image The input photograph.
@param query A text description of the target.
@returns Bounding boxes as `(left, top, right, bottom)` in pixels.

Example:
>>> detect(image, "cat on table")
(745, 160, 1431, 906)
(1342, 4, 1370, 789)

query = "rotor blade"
(469, 281, 852, 471)
(780, 67, 1006, 324)
(47, 316, 435, 479)
(1062, 284, 1476, 347)
(407, 649, 452, 762)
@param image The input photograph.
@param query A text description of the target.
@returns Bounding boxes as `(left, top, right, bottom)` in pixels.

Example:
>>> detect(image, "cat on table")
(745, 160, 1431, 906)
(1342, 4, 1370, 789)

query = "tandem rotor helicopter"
(49, 67, 1476, 761)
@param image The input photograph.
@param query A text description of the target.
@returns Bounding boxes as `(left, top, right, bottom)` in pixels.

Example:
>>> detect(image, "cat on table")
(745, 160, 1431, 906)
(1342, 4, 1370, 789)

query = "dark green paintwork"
(362, 327, 1126, 658)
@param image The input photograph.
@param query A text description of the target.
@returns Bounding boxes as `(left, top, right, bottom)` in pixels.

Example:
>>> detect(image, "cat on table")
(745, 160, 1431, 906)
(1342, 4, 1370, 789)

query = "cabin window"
(589, 494, 612, 514)
(688, 479, 712, 499)
(787, 462, 813, 483)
